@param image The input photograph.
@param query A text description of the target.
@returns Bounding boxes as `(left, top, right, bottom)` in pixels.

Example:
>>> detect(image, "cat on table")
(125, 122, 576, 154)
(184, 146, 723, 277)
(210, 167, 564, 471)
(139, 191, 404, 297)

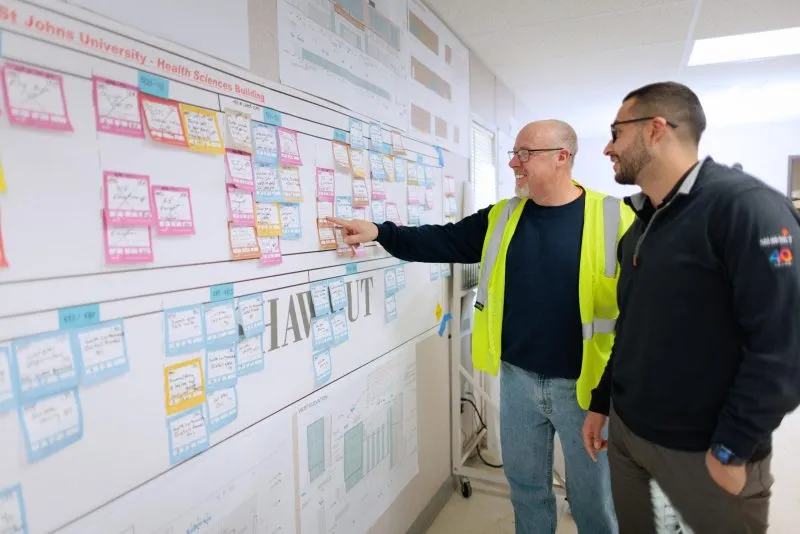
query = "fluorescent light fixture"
(688, 26, 800, 66)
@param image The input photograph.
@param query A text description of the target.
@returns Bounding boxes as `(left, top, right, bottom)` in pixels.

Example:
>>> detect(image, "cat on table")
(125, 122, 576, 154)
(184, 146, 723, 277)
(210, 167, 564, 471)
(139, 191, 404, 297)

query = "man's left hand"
(705, 449, 747, 495)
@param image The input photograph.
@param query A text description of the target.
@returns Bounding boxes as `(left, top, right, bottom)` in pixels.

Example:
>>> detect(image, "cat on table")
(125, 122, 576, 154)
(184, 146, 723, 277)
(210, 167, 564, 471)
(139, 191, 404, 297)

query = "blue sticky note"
(328, 278, 348, 312)
(310, 281, 332, 317)
(59, 303, 100, 330)
(394, 158, 406, 182)
(236, 294, 265, 338)
(311, 316, 334, 351)
(138, 71, 169, 98)
(263, 107, 283, 126)
(349, 118, 366, 149)
(236, 335, 265, 376)
(252, 124, 280, 165)
(384, 268, 397, 296)
(280, 203, 302, 240)
(11, 331, 80, 404)
(210, 283, 235, 302)
(417, 154, 424, 164)
(72, 320, 129, 386)
(429, 264, 441, 281)
(203, 300, 238, 346)
(384, 295, 397, 323)
(164, 304, 206, 357)
(345, 263, 357, 275)
(333, 129, 348, 142)
(19, 388, 84, 463)
(207, 386, 238, 433)
(0, 484, 27, 533)
(382, 142, 393, 155)
(438, 313, 453, 336)
(331, 311, 349, 346)
(0, 347, 16, 413)
(395, 265, 406, 290)
(205, 343, 238, 391)
(313, 349, 333, 388)
(166, 406, 209, 465)
(434, 145, 445, 166)
(369, 151, 387, 180)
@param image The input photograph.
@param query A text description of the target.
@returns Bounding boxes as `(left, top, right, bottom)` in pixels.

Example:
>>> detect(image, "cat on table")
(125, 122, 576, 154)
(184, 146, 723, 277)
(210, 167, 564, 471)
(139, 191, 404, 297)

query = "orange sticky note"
(164, 357, 205, 415)
(228, 224, 262, 260)
(179, 103, 224, 154)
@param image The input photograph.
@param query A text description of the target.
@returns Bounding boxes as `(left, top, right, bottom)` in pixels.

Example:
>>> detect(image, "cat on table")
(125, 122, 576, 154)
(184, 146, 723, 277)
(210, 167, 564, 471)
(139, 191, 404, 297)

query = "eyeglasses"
(610, 117, 677, 142)
(508, 147, 566, 163)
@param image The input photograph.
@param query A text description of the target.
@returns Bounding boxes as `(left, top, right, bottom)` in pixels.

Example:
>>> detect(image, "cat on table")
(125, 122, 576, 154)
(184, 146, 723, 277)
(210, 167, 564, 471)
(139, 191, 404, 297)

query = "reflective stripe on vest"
(475, 195, 621, 339)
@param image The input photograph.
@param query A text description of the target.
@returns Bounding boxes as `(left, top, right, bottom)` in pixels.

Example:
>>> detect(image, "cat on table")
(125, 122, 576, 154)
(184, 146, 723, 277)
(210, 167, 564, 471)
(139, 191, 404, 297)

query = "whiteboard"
(0, 1, 451, 532)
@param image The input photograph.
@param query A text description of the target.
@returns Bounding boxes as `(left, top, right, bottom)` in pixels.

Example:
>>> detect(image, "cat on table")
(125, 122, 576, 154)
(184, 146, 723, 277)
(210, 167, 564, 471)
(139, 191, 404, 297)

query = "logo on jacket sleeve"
(760, 228, 794, 268)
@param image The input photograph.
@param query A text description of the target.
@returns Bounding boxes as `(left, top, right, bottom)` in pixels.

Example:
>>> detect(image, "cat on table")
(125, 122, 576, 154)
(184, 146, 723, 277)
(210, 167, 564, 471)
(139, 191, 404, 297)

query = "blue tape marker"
(438, 313, 453, 336)
(210, 283, 234, 302)
(59, 304, 100, 330)
(434, 145, 445, 166)
(263, 107, 283, 126)
(333, 129, 348, 142)
(346, 263, 357, 275)
(138, 71, 169, 98)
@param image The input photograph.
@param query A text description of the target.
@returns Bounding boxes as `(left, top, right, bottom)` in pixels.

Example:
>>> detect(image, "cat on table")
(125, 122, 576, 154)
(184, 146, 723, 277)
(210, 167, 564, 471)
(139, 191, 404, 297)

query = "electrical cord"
(460, 396, 503, 468)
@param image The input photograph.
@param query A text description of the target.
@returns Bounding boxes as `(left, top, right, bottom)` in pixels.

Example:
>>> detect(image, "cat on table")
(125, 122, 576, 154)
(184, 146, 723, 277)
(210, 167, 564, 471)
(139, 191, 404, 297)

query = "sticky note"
(138, 71, 169, 98)
(277, 127, 302, 166)
(224, 108, 253, 153)
(438, 313, 453, 336)
(313, 349, 332, 388)
(236, 335, 264, 376)
(225, 150, 256, 192)
(58, 304, 100, 330)
(331, 311, 349, 346)
(207, 387, 238, 433)
(349, 118, 366, 149)
(103, 171, 154, 226)
(1, 62, 72, 131)
(179, 103, 224, 154)
(20, 389, 84, 463)
(384, 268, 397, 296)
(333, 128, 348, 142)
(280, 203, 302, 240)
(258, 236, 282, 265)
(0, 346, 16, 413)
(164, 304, 205, 356)
(311, 316, 334, 351)
(310, 281, 332, 317)
(12, 331, 79, 404)
(93, 76, 145, 138)
(228, 224, 261, 261)
(166, 406, 209, 465)
(346, 263, 357, 275)
(328, 278, 347, 311)
(103, 217, 154, 265)
(237, 294, 265, 338)
(205, 343, 237, 391)
(396, 265, 406, 290)
(263, 107, 283, 126)
(0, 484, 27, 534)
(139, 94, 187, 147)
(203, 300, 238, 346)
(417, 154, 424, 164)
(163, 357, 205, 415)
(434, 145, 445, 166)
(252, 124, 279, 165)
(210, 283, 235, 302)
(385, 295, 397, 323)
(152, 185, 196, 236)
(73, 320, 129, 386)
(254, 162, 283, 203)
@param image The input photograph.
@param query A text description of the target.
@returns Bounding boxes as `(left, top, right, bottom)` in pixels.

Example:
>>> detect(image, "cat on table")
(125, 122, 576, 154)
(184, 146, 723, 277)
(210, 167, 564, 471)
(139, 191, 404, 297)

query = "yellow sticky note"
(435, 303, 443, 322)
(179, 103, 225, 155)
(164, 357, 206, 415)
(0, 159, 6, 192)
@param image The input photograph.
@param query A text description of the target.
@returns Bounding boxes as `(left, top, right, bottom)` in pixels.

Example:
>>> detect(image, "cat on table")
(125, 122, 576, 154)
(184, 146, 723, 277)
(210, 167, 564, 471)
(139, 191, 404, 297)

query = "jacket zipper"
(632, 195, 681, 267)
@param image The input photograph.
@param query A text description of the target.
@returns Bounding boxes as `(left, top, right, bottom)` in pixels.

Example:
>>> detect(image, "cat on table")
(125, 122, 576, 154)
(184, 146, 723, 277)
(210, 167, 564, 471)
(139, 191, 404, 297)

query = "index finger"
(327, 216, 350, 227)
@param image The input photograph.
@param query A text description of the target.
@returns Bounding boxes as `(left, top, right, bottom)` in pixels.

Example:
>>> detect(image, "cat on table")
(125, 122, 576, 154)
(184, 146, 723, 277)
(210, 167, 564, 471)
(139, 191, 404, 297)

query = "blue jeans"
(500, 362, 617, 534)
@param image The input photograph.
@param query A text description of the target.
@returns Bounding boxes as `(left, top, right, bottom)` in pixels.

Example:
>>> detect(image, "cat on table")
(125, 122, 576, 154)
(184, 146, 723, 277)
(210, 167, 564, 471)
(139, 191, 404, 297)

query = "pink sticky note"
(259, 236, 283, 265)
(104, 171, 154, 226)
(151, 185, 195, 235)
(227, 184, 256, 227)
(225, 149, 255, 191)
(92, 76, 144, 138)
(1, 62, 72, 131)
(371, 179, 387, 200)
(103, 212, 154, 264)
(277, 127, 302, 166)
(316, 167, 335, 202)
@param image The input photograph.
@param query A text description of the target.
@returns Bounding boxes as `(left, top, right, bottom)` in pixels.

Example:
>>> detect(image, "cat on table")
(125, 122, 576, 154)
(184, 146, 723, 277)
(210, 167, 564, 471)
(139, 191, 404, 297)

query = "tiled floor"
(427, 409, 800, 533)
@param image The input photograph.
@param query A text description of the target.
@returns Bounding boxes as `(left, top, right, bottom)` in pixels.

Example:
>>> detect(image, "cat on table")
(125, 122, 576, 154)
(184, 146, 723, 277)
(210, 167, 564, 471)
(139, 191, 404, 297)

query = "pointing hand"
(326, 217, 378, 246)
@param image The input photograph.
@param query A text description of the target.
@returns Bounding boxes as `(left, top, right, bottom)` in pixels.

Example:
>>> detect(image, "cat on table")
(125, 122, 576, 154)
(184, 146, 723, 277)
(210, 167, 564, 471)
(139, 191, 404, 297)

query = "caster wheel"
(460, 479, 472, 499)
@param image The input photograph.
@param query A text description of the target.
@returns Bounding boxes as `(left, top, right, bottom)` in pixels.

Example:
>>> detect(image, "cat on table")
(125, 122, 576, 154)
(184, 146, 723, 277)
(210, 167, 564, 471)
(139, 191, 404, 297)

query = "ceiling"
(425, 0, 800, 137)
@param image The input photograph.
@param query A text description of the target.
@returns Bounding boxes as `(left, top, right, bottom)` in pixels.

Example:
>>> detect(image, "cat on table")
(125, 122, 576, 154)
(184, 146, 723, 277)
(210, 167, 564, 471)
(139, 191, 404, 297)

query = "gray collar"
(627, 156, 709, 211)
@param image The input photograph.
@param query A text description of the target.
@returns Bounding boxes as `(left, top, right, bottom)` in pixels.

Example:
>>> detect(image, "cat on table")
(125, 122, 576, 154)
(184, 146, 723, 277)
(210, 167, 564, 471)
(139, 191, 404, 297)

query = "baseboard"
(405, 476, 457, 534)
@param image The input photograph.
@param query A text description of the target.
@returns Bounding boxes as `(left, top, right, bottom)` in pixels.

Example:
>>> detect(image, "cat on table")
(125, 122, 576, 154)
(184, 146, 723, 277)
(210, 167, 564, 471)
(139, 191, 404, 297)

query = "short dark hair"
(623, 82, 706, 145)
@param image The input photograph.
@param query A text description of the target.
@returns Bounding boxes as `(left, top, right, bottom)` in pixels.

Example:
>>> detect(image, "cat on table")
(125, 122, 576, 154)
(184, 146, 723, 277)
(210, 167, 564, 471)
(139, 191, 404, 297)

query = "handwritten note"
(331, 311, 349, 346)
(445, 175, 456, 196)
(228, 224, 261, 260)
(259, 236, 282, 265)
(227, 185, 256, 227)
(73, 320, 129, 385)
(353, 206, 368, 222)
(256, 202, 281, 237)
(104, 171, 153, 226)
(277, 127, 302, 166)
(333, 142, 351, 171)
(0, 347, 15, 413)
(328, 278, 347, 311)
(408, 204, 421, 226)
(166, 406, 209, 465)
(103, 218, 153, 264)
(446, 196, 458, 217)
(164, 357, 205, 415)
(430, 263, 441, 281)
(371, 179, 386, 200)
(253, 162, 282, 203)
(317, 221, 336, 250)
(441, 263, 452, 278)
(384, 268, 398, 296)
(1, 62, 72, 131)
(279, 167, 302, 202)
(203, 300, 238, 345)
(352, 178, 369, 206)
(20, 389, 83, 463)
(236, 335, 264, 376)
(349, 118, 366, 150)
(263, 107, 283, 126)
(316, 167, 335, 201)
(139, 94, 187, 146)
(407, 162, 419, 185)
(425, 188, 435, 210)
(225, 108, 252, 152)
(0, 484, 27, 534)
(225, 150, 255, 191)
(334, 227, 353, 258)
(252, 123, 279, 165)
(207, 387, 238, 432)
(310, 282, 332, 317)
(386, 202, 402, 225)
(372, 201, 386, 224)
(385, 295, 397, 323)
(205, 344, 237, 391)
(311, 316, 333, 351)
(151, 185, 195, 235)
(391, 131, 405, 154)
(350, 149, 366, 178)
(164, 304, 205, 356)
(335, 196, 353, 219)
(383, 155, 395, 181)
(369, 151, 386, 180)
(394, 157, 407, 182)
(58, 303, 99, 330)
(180, 103, 224, 154)
(237, 294, 265, 338)
(280, 203, 302, 240)
(210, 283, 234, 302)
(312, 349, 332, 388)
(92, 76, 143, 137)
(396, 265, 406, 290)
(12, 331, 78, 403)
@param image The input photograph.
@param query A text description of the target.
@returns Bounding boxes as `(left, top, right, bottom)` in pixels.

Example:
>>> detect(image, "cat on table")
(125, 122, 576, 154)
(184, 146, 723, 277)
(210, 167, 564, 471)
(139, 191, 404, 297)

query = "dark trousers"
(608, 407, 773, 534)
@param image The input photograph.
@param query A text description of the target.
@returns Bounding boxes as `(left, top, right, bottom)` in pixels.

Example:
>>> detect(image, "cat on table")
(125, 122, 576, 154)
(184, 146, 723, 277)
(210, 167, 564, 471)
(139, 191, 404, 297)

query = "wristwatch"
(710, 444, 746, 466)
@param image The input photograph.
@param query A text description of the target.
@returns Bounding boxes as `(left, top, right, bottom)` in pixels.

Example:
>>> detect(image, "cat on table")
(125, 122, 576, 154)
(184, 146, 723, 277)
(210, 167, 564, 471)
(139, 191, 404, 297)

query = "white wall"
(574, 119, 800, 199)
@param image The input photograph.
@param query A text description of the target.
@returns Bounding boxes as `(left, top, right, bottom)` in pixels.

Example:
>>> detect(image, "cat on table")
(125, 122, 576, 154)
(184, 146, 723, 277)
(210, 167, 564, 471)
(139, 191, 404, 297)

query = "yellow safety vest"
(472, 185, 634, 409)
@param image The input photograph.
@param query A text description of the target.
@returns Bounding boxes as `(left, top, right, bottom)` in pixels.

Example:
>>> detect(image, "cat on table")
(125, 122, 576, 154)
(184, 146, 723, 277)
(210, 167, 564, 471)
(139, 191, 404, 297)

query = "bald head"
(517, 120, 578, 166)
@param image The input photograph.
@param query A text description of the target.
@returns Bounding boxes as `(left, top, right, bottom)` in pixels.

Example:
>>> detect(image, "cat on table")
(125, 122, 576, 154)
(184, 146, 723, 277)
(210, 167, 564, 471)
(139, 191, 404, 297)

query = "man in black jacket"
(581, 81, 800, 533)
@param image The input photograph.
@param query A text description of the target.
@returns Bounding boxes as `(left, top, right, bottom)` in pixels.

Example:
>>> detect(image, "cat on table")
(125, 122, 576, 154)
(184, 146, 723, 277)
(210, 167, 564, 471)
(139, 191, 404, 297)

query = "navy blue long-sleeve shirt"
(375, 193, 585, 378)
